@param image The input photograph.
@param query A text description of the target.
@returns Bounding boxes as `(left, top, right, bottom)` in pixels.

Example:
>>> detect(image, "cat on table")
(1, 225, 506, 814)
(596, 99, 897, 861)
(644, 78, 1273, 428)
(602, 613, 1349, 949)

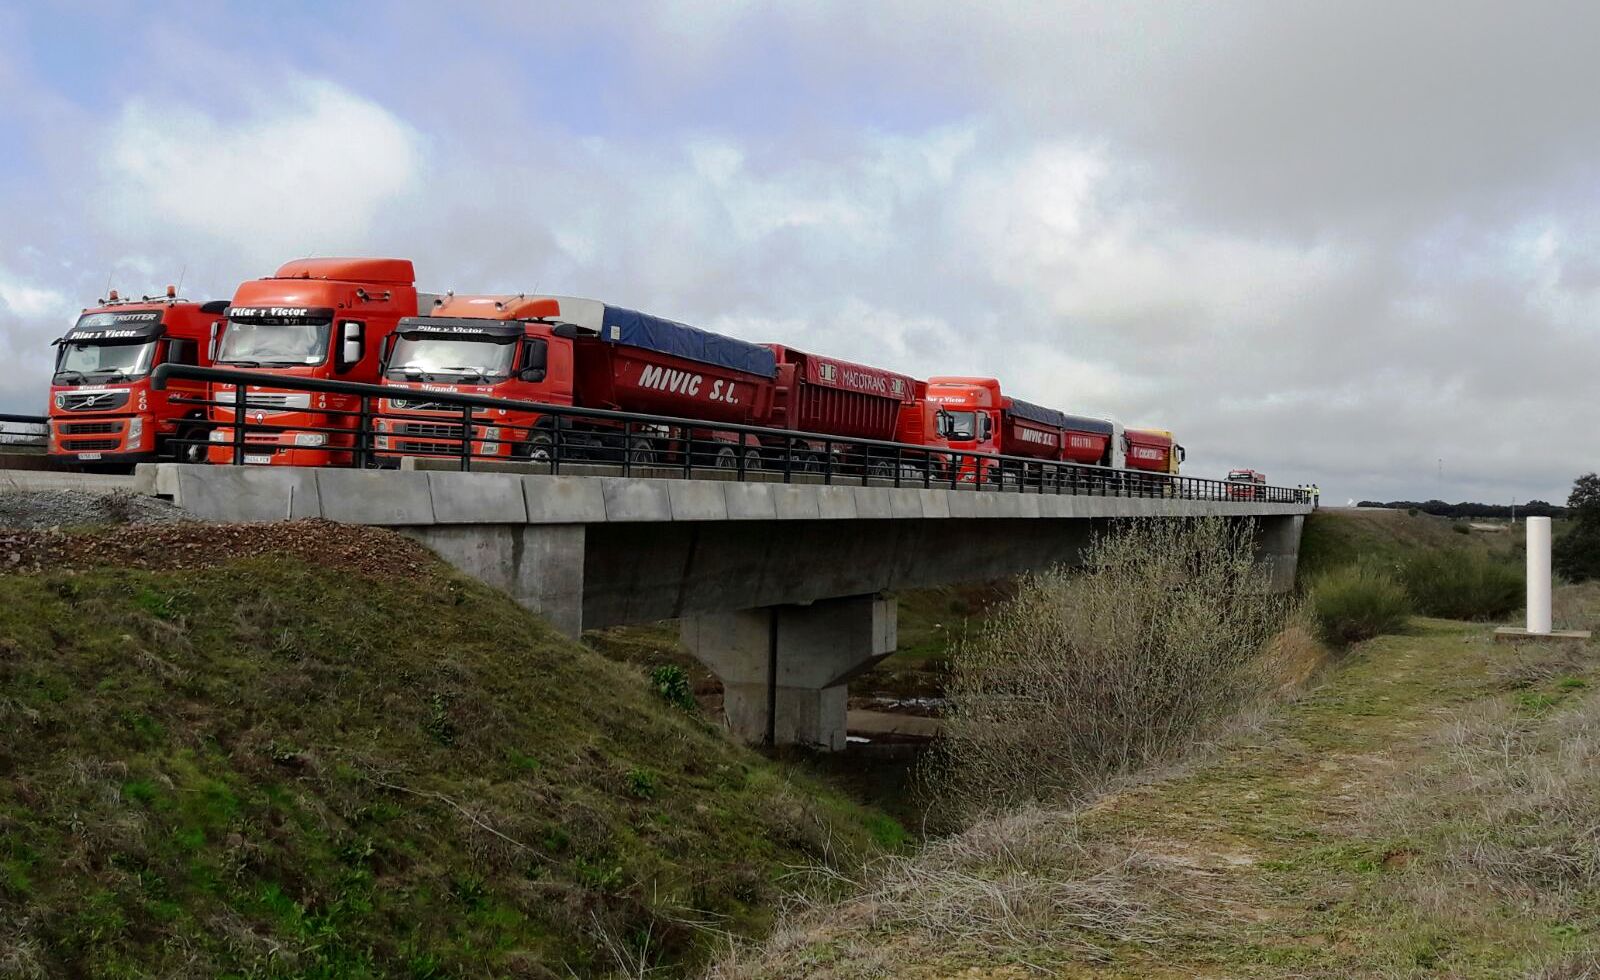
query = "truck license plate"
(243, 454, 274, 465)
(76, 452, 102, 461)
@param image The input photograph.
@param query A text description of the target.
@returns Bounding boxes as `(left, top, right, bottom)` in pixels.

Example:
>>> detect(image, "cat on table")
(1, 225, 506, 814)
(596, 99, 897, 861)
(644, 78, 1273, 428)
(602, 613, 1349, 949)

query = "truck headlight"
(375, 436, 391, 449)
(209, 429, 227, 442)
(127, 417, 144, 444)
(481, 427, 500, 454)
(293, 433, 326, 448)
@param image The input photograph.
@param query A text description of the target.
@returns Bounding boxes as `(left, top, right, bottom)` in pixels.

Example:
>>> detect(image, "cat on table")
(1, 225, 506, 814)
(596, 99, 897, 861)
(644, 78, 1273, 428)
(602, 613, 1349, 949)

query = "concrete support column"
(1253, 514, 1304, 593)
(680, 595, 897, 751)
(400, 524, 587, 638)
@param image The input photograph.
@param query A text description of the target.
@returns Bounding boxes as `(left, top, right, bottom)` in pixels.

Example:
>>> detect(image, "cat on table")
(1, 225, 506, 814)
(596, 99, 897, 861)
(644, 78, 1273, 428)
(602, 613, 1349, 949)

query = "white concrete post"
(1527, 516, 1552, 635)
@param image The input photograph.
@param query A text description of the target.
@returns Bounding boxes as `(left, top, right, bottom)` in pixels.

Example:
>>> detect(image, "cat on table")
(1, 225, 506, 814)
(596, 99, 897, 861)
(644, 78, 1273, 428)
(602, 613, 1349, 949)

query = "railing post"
(823, 440, 834, 485)
(459, 402, 473, 471)
(231, 384, 246, 466)
(355, 395, 371, 469)
(683, 430, 693, 479)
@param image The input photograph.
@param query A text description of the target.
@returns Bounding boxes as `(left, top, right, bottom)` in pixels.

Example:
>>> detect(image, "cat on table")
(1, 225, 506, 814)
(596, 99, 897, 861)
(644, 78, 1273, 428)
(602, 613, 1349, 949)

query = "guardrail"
(132, 364, 1310, 504)
(0, 412, 48, 451)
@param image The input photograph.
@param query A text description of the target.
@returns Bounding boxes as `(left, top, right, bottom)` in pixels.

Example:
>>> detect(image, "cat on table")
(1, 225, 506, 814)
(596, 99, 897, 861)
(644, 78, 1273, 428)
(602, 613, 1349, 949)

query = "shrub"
(1451, 522, 1471, 535)
(648, 665, 696, 712)
(928, 518, 1294, 820)
(1401, 550, 1523, 620)
(1308, 563, 1411, 645)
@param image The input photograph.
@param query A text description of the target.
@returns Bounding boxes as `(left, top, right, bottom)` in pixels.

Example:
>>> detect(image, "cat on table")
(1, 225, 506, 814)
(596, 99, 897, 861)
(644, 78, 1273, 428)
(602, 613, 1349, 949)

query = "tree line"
(1354, 499, 1567, 519)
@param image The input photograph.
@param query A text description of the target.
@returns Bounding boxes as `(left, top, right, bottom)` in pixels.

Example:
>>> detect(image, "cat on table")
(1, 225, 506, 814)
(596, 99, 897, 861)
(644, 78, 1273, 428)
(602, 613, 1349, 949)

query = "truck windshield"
(939, 410, 978, 441)
(54, 339, 157, 382)
(216, 319, 331, 366)
(387, 335, 516, 381)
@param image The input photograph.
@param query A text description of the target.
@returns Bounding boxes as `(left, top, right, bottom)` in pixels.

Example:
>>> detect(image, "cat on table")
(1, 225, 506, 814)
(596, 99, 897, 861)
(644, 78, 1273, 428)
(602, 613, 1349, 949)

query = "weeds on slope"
(928, 518, 1298, 823)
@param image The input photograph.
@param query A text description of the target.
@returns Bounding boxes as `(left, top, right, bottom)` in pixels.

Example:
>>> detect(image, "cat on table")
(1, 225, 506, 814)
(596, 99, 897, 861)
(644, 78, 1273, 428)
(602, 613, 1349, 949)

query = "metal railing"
(0, 413, 48, 451)
(127, 364, 1311, 505)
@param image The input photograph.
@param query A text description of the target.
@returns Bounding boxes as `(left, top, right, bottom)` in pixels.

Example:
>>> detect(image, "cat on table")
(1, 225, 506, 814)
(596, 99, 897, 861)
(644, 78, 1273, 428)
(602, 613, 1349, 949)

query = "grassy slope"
(719, 613, 1600, 977)
(0, 552, 899, 977)
(1299, 507, 1517, 580)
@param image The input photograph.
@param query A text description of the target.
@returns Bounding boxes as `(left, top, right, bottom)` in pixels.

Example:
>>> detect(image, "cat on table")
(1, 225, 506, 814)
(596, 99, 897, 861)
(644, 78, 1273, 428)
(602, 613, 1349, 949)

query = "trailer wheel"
(742, 448, 763, 471)
(867, 460, 894, 482)
(713, 446, 737, 469)
(628, 437, 656, 466)
(897, 462, 922, 483)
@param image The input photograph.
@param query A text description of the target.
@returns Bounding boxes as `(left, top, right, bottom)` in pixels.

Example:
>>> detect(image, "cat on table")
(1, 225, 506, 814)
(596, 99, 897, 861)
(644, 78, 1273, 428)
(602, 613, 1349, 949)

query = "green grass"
(0, 553, 894, 977)
(1401, 549, 1524, 620)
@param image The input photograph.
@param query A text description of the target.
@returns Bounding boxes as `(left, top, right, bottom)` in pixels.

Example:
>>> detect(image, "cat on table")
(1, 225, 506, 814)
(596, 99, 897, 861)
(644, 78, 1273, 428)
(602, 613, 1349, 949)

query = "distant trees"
(1355, 499, 1566, 519)
(1554, 473, 1600, 582)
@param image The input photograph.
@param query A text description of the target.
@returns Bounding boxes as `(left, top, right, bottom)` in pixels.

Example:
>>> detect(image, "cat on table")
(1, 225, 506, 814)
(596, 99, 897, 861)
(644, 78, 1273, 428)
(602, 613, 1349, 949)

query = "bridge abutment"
(680, 595, 897, 751)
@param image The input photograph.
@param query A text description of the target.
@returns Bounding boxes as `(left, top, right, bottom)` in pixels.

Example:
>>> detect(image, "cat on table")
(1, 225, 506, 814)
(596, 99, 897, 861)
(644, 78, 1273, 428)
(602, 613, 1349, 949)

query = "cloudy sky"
(2, 1, 1596, 503)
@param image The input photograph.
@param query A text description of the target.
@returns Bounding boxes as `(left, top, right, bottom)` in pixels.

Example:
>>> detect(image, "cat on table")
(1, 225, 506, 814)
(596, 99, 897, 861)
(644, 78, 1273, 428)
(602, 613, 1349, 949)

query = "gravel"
(0, 489, 190, 531)
(0, 518, 439, 580)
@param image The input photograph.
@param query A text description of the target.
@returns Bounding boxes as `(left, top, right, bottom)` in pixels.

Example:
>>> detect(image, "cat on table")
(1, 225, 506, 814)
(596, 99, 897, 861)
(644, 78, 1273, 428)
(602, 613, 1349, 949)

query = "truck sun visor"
(600, 305, 777, 377)
(66, 310, 165, 343)
(396, 317, 522, 342)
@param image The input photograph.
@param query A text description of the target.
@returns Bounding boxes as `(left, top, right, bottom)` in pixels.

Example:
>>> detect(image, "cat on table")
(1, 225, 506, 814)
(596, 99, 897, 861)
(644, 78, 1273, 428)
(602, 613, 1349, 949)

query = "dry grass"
(926, 518, 1295, 822)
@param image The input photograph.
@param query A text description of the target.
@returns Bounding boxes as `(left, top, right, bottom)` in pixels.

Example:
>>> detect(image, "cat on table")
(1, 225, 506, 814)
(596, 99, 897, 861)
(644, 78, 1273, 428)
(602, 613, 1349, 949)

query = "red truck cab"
(1227, 468, 1266, 500)
(48, 289, 226, 465)
(923, 377, 1001, 472)
(375, 294, 575, 461)
(206, 258, 421, 466)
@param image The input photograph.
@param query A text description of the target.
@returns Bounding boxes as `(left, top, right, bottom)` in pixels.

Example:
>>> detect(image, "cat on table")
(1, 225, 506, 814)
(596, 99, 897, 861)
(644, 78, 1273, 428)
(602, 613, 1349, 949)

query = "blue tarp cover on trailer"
(601, 305, 776, 377)
(1007, 398, 1069, 429)
(1061, 413, 1115, 436)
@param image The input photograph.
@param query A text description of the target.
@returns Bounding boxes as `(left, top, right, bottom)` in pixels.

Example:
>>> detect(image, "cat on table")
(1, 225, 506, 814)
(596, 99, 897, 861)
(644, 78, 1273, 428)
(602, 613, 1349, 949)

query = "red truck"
(1226, 468, 1267, 500)
(48, 288, 226, 465)
(206, 258, 422, 466)
(375, 294, 778, 466)
(922, 377, 1071, 484)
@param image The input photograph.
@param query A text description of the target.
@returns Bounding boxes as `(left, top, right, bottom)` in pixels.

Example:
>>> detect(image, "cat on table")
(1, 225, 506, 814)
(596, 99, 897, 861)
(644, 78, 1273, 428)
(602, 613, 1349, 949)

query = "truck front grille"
(64, 438, 120, 451)
(59, 421, 120, 434)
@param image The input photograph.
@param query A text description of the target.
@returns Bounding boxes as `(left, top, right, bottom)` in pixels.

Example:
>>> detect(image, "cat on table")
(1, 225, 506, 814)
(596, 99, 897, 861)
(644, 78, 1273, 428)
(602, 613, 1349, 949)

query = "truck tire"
(520, 432, 554, 462)
(714, 446, 737, 469)
(742, 448, 763, 471)
(867, 459, 894, 482)
(171, 424, 211, 465)
(628, 437, 656, 466)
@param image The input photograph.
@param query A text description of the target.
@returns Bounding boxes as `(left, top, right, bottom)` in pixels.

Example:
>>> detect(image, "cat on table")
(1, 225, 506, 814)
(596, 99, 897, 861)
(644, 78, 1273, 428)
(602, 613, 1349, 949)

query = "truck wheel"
(742, 448, 763, 471)
(897, 462, 921, 483)
(520, 432, 554, 462)
(171, 425, 210, 464)
(713, 446, 737, 469)
(628, 437, 656, 466)
(867, 460, 894, 481)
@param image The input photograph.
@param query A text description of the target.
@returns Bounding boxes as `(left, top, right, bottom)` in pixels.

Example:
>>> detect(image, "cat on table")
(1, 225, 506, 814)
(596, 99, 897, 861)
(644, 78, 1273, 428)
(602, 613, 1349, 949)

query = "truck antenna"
(175, 265, 187, 299)
(103, 269, 113, 304)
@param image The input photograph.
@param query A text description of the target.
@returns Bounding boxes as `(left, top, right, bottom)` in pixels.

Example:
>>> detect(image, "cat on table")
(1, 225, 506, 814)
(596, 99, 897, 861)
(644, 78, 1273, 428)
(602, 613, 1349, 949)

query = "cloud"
(98, 78, 425, 267)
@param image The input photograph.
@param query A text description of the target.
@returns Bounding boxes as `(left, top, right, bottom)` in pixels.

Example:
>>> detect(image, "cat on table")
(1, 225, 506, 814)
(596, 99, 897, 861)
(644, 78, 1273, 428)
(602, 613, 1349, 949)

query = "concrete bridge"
(139, 461, 1310, 750)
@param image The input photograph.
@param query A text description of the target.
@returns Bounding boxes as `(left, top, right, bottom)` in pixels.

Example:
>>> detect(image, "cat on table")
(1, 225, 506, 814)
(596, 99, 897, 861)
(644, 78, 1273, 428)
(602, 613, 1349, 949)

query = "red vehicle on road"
(1124, 427, 1186, 492)
(764, 345, 916, 474)
(206, 258, 422, 466)
(1227, 468, 1267, 499)
(375, 294, 777, 466)
(48, 288, 226, 465)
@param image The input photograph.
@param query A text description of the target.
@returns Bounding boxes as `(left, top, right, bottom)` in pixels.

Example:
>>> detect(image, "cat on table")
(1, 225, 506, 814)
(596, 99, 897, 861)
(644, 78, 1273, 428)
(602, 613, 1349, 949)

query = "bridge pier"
(1253, 514, 1304, 593)
(680, 595, 897, 751)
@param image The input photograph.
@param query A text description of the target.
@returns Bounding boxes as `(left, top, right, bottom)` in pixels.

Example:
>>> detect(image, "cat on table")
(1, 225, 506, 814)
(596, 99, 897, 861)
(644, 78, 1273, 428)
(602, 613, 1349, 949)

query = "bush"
(649, 665, 697, 712)
(1309, 563, 1412, 645)
(1401, 550, 1523, 620)
(929, 518, 1294, 820)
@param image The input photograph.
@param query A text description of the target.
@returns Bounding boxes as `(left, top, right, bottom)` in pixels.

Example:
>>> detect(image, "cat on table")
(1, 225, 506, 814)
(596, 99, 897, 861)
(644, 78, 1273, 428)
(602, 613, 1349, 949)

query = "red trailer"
(765, 345, 916, 471)
(1059, 414, 1115, 466)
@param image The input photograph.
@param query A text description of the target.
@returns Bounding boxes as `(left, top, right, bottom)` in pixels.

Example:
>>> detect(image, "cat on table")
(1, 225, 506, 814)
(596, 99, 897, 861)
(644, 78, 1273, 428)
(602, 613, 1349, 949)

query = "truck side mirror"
(337, 321, 365, 372)
(519, 338, 548, 382)
(207, 321, 223, 361)
(979, 413, 994, 442)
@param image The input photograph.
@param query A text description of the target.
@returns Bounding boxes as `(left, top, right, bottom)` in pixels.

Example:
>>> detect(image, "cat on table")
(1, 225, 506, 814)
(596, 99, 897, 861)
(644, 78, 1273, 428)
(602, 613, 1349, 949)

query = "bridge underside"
(145, 464, 1308, 750)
